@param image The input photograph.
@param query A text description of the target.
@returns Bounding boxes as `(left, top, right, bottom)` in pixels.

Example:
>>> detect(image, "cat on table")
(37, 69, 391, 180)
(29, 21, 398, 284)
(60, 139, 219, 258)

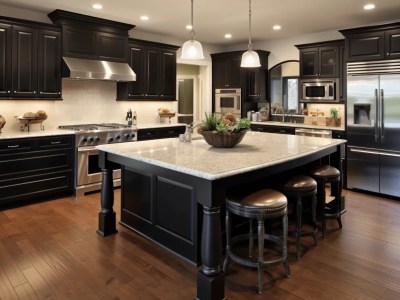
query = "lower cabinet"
(250, 124, 295, 135)
(120, 167, 201, 264)
(137, 126, 185, 141)
(0, 135, 75, 207)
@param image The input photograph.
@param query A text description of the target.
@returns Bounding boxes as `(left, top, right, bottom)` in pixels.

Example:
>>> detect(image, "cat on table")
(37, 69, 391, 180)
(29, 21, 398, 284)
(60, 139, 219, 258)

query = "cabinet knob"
(40, 91, 43, 94)
(7, 90, 10, 93)
(58, 92, 61, 94)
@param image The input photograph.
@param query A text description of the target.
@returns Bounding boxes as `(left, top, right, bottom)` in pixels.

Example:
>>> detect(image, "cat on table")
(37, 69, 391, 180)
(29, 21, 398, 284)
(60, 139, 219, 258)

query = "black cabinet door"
(319, 46, 339, 77)
(245, 50, 269, 101)
(127, 45, 146, 98)
(226, 54, 242, 87)
(212, 56, 226, 88)
(385, 28, 400, 60)
(300, 48, 318, 77)
(97, 32, 127, 62)
(62, 26, 97, 58)
(37, 28, 61, 99)
(0, 23, 11, 97)
(12, 25, 38, 98)
(160, 50, 177, 100)
(146, 48, 160, 97)
(346, 32, 385, 61)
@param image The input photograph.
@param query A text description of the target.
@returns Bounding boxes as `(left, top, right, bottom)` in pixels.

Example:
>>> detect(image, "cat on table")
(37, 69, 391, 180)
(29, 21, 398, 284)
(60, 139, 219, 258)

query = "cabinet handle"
(51, 141, 61, 145)
(8, 145, 20, 148)
(7, 90, 10, 93)
(40, 91, 43, 94)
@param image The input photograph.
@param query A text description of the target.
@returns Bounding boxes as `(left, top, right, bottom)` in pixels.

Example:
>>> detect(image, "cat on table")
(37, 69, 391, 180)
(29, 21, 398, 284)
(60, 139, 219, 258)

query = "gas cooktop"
(58, 123, 134, 131)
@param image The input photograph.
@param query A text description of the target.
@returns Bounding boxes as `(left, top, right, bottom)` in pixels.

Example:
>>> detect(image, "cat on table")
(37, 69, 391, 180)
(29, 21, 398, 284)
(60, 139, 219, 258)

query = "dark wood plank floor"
(0, 189, 400, 299)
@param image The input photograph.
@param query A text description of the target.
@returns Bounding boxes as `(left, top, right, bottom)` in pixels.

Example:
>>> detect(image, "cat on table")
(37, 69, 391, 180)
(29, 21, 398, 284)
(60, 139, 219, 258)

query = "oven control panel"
(76, 129, 137, 147)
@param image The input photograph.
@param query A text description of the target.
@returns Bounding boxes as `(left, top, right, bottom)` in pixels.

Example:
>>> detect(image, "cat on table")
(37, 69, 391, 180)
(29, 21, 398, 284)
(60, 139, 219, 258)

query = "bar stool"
(310, 165, 342, 236)
(281, 175, 318, 261)
(223, 189, 290, 294)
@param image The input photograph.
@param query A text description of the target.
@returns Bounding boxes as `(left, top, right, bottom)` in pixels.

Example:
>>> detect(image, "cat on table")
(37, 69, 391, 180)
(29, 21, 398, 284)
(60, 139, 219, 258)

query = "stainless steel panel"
(380, 75, 400, 151)
(380, 150, 400, 197)
(295, 128, 332, 138)
(347, 147, 379, 193)
(346, 75, 379, 148)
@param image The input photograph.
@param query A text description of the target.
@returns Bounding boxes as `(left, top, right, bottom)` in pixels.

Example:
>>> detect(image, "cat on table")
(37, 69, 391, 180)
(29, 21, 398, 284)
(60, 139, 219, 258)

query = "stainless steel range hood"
(62, 57, 136, 82)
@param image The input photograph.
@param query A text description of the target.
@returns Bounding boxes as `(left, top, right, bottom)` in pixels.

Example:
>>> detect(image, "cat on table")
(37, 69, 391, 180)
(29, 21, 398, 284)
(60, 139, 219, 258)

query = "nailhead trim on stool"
(282, 175, 318, 261)
(310, 165, 342, 236)
(223, 189, 290, 294)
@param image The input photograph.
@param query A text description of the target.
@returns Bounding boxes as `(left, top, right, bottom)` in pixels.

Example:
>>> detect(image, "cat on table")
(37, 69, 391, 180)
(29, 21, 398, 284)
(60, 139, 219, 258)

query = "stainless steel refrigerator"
(347, 60, 400, 197)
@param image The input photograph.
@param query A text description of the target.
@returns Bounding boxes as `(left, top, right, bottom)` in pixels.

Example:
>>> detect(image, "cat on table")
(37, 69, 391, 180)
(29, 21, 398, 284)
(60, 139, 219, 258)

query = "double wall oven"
(59, 123, 137, 197)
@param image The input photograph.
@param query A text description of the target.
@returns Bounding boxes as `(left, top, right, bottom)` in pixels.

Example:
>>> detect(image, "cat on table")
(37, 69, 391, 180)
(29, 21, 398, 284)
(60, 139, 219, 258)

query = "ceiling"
(2, 0, 400, 45)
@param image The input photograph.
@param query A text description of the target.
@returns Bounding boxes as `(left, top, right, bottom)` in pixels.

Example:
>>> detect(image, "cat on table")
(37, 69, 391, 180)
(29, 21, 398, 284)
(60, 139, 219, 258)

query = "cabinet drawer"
(0, 139, 34, 154)
(37, 136, 74, 149)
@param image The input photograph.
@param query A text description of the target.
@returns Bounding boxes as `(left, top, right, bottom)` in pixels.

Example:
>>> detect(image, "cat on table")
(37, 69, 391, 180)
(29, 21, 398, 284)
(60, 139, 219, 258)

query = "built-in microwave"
(215, 88, 241, 117)
(300, 79, 339, 102)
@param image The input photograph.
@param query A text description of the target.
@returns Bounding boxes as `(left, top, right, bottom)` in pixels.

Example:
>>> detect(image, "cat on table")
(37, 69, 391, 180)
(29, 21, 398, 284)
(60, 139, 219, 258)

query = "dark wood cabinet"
(245, 50, 270, 101)
(250, 124, 295, 135)
(0, 23, 12, 97)
(0, 135, 75, 207)
(137, 126, 185, 141)
(296, 41, 342, 78)
(211, 52, 242, 88)
(0, 18, 62, 99)
(37, 28, 62, 98)
(12, 25, 38, 98)
(117, 39, 179, 101)
(340, 22, 400, 61)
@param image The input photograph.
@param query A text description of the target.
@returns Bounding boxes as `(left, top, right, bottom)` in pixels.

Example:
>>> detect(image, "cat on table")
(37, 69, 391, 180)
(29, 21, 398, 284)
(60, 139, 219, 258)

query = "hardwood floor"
(0, 189, 399, 299)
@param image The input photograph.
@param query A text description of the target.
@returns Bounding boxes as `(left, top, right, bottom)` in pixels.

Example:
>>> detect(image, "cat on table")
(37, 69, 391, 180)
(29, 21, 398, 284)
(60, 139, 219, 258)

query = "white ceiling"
(2, 0, 400, 45)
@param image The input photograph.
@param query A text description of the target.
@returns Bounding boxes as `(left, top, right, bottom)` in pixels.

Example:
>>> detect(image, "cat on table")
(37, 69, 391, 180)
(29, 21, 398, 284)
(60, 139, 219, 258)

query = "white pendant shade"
(181, 39, 204, 60)
(240, 50, 261, 67)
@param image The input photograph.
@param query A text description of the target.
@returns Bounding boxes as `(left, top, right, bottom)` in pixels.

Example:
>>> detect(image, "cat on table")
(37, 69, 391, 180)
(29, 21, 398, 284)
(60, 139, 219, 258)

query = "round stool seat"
(311, 165, 340, 180)
(283, 175, 317, 192)
(226, 189, 287, 219)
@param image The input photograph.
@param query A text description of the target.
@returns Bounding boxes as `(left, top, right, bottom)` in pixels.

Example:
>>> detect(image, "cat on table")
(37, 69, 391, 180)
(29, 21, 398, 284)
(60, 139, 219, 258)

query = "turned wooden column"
(196, 205, 225, 300)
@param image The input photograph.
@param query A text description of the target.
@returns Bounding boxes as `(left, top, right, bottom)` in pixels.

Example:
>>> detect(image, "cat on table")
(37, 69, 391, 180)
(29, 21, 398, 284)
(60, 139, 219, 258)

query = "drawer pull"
(51, 141, 61, 145)
(8, 145, 20, 148)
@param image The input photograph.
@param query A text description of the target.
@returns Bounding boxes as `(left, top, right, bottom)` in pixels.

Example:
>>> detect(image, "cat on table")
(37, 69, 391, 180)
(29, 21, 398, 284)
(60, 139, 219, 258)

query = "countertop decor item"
(326, 108, 341, 127)
(16, 110, 48, 132)
(158, 108, 176, 123)
(197, 112, 250, 148)
(0, 115, 5, 133)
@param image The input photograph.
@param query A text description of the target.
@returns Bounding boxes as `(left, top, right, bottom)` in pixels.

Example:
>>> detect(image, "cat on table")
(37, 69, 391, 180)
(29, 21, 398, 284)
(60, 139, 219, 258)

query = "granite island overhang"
(96, 131, 346, 300)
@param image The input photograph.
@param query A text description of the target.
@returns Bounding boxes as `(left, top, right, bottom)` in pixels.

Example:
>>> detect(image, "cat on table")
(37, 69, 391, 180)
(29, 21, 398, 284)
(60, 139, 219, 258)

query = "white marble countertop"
(251, 121, 345, 131)
(97, 131, 346, 180)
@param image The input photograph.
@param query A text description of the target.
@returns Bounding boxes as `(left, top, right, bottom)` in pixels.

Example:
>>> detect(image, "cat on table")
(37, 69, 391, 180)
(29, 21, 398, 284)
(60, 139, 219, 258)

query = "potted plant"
(198, 113, 251, 148)
(326, 108, 341, 127)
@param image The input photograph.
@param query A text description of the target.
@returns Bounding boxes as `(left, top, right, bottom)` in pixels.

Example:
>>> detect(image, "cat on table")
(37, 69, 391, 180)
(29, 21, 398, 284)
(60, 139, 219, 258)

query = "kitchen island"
(97, 131, 346, 300)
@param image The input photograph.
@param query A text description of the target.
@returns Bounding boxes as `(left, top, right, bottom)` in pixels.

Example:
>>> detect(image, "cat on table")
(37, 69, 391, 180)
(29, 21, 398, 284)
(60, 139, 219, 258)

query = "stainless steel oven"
(215, 88, 241, 117)
(59, 123, 137, 197)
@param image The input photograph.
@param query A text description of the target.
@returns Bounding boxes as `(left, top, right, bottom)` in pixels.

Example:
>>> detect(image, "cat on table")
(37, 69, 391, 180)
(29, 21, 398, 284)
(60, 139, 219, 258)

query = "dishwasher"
(295, 128, 333, 138)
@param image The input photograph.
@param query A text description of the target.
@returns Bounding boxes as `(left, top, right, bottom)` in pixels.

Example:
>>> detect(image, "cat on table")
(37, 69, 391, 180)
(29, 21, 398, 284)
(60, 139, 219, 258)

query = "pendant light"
(241, 0, 261, 67)
(181, 0, 204, 59)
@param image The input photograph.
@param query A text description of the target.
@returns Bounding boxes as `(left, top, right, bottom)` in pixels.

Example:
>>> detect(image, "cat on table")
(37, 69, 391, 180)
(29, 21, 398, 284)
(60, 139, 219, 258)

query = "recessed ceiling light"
(363, 3, 375, 10)
(224, 33, 232, 39)
(92, 4, 103, 10)
(140, 16, 149, 21)
(186, 25, 193, 30)
(273, 25, 281, 30)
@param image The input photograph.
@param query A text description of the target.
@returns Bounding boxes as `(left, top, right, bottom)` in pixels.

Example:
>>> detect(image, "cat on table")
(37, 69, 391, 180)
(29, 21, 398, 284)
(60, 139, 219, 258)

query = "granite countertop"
(97, 131, 346, 180)
(251, 121, 345, 131)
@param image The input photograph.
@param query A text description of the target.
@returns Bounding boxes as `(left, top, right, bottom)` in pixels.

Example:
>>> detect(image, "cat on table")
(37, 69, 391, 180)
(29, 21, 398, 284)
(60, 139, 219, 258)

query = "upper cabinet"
(0, 18, 62, 99)
(296, 40, 343, 78)
(117, 39, 179, 101)
(211, 52, 242, 88)
(244, 50, 269, 101)
(340, 22, 400, 61)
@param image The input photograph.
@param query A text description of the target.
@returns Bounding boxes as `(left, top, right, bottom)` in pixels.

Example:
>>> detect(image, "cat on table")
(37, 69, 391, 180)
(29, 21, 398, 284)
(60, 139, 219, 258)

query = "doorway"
(177, 75, 198, 124)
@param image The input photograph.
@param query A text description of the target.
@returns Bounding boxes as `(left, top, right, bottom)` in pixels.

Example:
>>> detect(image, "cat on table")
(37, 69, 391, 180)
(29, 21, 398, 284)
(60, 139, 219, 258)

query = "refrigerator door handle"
(380, 89, 385, 143)
(375, 89, 379, 143)
(380, 151, 400, 158)
(349, 148, 380, 155)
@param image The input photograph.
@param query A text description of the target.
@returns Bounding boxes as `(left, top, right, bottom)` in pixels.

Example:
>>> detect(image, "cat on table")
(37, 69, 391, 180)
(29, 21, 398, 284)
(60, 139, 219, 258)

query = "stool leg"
(249, 219, 254, 258)
(223, 210, 231, 273)
(334, 181, 343, 228)
(282, 214, 291, 278)
(295, 195, 302, 261)
(257, 219, 264, 294)
(311, 193, 318, 246)
(317, 181, 327, 237)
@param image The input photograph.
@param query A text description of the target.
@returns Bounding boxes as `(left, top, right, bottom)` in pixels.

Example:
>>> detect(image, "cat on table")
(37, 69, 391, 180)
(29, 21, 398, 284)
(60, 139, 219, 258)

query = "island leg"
(97, 167, 118, 236)
(196, 206, 225, 300)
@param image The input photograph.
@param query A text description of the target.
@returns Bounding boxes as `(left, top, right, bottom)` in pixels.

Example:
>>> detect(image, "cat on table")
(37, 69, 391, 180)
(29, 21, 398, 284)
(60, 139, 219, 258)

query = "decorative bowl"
(198, 129, 247, 148)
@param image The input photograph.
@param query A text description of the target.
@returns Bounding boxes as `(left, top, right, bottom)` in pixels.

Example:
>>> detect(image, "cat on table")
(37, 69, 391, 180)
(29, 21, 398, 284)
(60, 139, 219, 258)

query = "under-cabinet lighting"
(273, 25, 281, 30)
(224, 33, 232, 39)
(186, 25, 193, 30)
(140, 16, 149, 21)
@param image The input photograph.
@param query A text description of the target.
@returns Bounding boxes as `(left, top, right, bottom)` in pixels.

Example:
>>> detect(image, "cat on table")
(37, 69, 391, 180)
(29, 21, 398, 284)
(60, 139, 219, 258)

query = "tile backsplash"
(0, 80, 176, 134)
